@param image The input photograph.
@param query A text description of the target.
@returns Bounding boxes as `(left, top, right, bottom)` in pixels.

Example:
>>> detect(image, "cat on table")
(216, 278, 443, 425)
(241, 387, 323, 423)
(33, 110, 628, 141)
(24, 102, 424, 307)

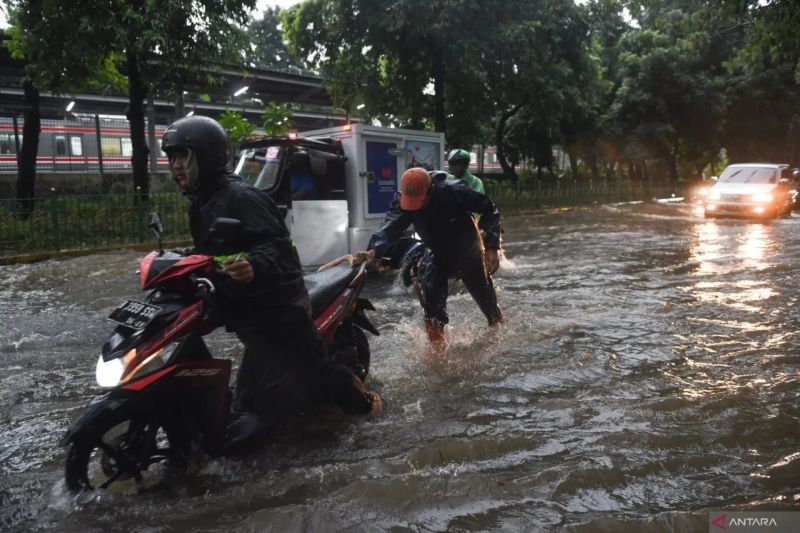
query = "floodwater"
(1, 202, 799, 532)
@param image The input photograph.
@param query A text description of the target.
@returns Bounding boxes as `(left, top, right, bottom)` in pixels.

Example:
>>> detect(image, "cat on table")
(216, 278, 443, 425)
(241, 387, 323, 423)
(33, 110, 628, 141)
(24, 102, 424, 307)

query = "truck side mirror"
(291, 151, 311, 170)
(310, 152, 328, 177)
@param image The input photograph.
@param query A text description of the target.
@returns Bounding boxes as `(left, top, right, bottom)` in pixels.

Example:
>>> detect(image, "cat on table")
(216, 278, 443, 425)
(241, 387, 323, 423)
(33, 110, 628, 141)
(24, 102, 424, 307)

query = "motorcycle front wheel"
(65, 411, 188, 491)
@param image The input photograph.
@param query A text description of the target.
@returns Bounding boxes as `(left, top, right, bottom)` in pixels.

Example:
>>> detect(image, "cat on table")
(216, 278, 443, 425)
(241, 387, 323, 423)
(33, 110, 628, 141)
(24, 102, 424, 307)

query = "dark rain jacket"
(187, 172, 311, 332)
(368, 171, 501, 275)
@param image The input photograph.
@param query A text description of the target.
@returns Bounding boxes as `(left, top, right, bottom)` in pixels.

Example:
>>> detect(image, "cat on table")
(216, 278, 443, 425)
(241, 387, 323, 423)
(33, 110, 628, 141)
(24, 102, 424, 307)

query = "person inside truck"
(354, 167, 503, 353)
(288, 152, 318, 200)
(162, 115, 383, 450)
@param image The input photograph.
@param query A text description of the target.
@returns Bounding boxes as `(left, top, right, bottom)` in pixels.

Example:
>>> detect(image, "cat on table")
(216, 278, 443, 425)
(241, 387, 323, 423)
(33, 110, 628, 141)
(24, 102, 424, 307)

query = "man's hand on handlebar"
(223, 257, 254, 284)
(352, 249, 376, 267)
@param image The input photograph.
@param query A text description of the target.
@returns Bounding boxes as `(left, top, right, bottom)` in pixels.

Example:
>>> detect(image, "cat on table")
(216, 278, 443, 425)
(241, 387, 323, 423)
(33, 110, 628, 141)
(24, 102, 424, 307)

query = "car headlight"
(707, 190, 721, 201)
(752, 193, 773, 203)
(697, 186, 709, 197)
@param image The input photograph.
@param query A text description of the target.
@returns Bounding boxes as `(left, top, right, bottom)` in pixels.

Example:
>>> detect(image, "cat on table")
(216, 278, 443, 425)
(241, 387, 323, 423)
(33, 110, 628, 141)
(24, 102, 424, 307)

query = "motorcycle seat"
(304, 264, 359, 317)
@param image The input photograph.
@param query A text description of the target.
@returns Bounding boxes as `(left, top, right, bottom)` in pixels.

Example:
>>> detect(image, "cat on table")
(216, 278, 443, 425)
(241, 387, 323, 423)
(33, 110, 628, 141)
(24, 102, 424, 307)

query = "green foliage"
(219, 110, 255, 146)
(261, 103, 293, 137)
(245, 7, 306, 74)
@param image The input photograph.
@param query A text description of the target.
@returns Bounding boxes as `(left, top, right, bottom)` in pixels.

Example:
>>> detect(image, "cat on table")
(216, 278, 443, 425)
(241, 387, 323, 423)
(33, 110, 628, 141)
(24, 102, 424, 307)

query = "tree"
(282, 0, 508, 144)
(219, 109, 255, 151)
(8, 0, 256, 196)
(245, 7, 305, 74)
(261, 103, 293, 137)
(725, 0, 800, 163)
(486, 0, 599, 180)
(4, 0, 123, 213)
(602, 1, 737, 184)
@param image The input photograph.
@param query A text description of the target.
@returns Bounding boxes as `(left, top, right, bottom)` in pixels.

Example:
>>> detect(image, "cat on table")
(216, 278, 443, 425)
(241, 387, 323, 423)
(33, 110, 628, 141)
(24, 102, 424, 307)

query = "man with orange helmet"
(356, 167, 503, 352)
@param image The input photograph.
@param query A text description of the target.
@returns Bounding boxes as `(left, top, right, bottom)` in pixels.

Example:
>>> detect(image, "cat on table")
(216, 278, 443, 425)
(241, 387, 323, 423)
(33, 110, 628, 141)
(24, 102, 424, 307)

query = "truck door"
(290, 150, 349, 267)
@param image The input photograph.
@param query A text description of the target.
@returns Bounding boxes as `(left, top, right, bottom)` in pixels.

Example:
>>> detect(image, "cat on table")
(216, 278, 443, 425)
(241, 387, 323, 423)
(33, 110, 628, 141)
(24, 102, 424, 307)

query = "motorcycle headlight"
(752, 193, 773, 203)
(96, 353, 126, 388)
(707, 190, 721, 201)
(95, 342, 181, 388)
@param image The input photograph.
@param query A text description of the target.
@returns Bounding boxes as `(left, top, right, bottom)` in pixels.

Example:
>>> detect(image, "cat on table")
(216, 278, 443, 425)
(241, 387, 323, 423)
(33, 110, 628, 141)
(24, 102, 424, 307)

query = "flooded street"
(2, 201, 799, 532)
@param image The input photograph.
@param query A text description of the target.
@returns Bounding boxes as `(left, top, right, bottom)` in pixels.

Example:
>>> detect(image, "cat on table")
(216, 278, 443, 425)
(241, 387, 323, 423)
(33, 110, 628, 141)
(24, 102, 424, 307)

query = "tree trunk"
(495, 105, 521, 181)
(665, 148, 679, 188)
(126, 45, 150, 196)
(566, 146, 579, 180)
(587, 148, 600, 181)
(431, 48, 446, 136)
(174, 74, 185, 120)
(16, 77, 40, 219)
(147, 93, 157, 174)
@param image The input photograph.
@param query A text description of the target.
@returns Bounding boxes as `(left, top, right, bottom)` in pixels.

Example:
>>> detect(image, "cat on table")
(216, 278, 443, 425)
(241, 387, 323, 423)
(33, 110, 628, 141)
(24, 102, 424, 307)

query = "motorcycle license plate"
(108, 300, 162, 330)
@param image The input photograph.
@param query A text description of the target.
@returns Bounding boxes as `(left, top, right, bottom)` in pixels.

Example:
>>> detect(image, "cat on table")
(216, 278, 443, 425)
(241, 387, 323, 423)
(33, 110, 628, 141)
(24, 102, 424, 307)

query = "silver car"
(704, 163, 796, 219)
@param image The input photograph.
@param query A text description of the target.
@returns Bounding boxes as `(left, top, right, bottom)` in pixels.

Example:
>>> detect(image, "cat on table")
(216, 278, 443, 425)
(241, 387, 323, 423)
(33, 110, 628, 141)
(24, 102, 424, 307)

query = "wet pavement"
(1, 201, 799, 532)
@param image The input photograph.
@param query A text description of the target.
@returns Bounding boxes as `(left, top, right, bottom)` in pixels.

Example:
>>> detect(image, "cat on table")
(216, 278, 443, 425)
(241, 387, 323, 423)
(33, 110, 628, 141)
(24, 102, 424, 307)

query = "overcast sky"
(0, 2, 303, 28)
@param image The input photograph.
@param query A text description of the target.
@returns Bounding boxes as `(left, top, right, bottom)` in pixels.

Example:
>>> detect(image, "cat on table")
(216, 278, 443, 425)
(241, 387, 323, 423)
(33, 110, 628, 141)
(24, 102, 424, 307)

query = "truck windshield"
(235, 146, 284, 190)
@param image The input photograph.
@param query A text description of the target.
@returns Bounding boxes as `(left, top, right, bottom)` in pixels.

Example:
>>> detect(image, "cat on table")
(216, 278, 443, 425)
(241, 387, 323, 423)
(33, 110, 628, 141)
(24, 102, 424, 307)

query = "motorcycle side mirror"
(148, 212, 165, 253)
(209, 217, 243, 242)
(148, 212, 165, 234)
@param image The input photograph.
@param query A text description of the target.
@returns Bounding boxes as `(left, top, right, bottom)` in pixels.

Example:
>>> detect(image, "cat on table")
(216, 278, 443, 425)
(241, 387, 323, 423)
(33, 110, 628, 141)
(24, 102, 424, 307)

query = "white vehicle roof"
(725, 163, 787, 169)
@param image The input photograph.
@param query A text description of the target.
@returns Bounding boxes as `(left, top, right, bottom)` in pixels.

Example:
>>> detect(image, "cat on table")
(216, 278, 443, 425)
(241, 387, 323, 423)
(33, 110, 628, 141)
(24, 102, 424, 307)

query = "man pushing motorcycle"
(355, 167, 504, 352)
(162, 116, 383, 447)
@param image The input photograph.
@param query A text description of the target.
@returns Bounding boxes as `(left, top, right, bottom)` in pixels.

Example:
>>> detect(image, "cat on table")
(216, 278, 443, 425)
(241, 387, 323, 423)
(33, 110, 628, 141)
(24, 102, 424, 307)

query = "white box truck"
(235, 124, 445, 267)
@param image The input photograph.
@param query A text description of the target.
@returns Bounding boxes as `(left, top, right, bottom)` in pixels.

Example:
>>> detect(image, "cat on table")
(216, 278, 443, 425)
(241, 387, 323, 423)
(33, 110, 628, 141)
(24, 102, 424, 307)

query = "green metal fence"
(0, 181, 684, 259)
(484, 179, 684, 213)
(0, 193, 189, 258)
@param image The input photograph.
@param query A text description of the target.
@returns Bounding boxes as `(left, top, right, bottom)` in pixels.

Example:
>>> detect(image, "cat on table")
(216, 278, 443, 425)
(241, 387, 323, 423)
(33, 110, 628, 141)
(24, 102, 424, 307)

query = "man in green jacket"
(447, 148, 484, 193)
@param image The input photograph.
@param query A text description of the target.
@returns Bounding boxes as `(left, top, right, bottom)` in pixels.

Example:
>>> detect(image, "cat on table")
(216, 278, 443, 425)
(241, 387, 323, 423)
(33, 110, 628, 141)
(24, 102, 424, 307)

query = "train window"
(121, 138, 132, 157)
(101, 137, 121, 156)
(0, 134, 15, 155)
(55, 135, 67, 156)
(70, 136, 83, 156)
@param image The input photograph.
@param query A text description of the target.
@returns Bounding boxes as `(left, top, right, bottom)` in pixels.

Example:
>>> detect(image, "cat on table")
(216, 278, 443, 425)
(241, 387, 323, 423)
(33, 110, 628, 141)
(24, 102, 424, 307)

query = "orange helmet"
(399, 167, 431, 211)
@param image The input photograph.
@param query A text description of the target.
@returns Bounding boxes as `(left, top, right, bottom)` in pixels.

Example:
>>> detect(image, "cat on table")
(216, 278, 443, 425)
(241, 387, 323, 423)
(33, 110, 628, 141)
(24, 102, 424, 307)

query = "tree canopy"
(282, 0, 800, 182)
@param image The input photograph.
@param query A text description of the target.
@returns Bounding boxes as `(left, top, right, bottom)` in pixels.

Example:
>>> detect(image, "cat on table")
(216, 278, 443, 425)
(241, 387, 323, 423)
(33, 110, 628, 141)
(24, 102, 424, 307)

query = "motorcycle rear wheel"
(332, 321, 371, 381)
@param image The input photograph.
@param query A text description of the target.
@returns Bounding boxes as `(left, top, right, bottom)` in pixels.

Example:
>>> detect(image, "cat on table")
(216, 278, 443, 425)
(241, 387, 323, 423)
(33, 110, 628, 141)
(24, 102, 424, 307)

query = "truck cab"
(235, 124, 445, 267)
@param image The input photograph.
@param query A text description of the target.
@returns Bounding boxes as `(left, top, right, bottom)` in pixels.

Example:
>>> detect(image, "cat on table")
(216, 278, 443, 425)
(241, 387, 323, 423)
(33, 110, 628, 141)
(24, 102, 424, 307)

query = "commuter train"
(0, 116, 170, 175)
(0, 115, 511, 179)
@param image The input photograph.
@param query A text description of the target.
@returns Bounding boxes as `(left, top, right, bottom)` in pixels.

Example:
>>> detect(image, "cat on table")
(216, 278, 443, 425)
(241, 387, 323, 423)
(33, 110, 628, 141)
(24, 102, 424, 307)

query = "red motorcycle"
(62, 215, 377, 491)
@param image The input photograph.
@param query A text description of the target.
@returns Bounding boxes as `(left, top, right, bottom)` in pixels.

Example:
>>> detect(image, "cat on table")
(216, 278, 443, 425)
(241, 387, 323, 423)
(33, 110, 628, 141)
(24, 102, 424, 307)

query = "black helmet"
(162, 116, 231, 182)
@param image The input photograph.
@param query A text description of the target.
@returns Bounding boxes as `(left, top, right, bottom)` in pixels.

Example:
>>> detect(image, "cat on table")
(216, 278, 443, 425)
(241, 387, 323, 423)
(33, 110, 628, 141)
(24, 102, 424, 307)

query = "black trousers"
(233, 318, 372, 426)
(419, 248, 500, 326)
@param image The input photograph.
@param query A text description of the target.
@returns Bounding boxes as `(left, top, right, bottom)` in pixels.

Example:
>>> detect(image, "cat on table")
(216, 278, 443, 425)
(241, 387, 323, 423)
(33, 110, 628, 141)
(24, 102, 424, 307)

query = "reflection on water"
(2, 204, 799, 532)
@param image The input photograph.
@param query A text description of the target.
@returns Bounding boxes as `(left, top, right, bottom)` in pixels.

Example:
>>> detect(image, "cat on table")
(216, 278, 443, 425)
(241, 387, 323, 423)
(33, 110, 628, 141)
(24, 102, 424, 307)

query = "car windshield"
(718, 166, 777, 185)
(235, 145, 284, 190)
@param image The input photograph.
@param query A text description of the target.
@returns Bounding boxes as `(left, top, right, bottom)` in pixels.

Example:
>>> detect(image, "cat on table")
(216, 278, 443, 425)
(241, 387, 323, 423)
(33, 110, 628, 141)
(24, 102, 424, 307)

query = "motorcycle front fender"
(60, 388, 153, 447)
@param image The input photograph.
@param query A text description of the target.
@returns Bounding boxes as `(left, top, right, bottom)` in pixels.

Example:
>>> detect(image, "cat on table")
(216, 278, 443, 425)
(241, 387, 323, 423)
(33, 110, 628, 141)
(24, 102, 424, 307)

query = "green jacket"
(447, 169, 485, 194)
